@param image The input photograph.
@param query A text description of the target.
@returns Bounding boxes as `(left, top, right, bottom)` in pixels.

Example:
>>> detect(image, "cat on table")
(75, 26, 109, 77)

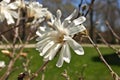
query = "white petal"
(41, 41, 54, 56)
(3, 0, 10, 3)
(36, 31, 42, 37)
(8, 2, 18, 9)
(50, 14, 55, 23)
(56, 9, 62, 19)
(67, 16, 86, 29)
(43, 57, 49, 61)
(37, 18, 45, 23)
(53, 10, 62, 30)
(56, 47, 64, 67)
(68, 24, 86, 35)
(56, 55, 64, 67)
(65, 9, 78, 21)
(63, 43, 71, 63)
(44, 43, 61, 60)
(64, 36, 84, 55)
(36, 32, 51, 41)
(36, 29, 46, 38)
(4, 11, 14, 24)
(9, 11, 18, 19)
(36, 37, 52, 53)
(36, 37, 51, 46)
(56, 43, 71, 67)
(49, 44, 61, 60)
(53, 18, 62, 30)
(62, 20, 71, 28)
(38, 40, 50, 56)
(73, 16, 86, 25)
(39, 26, 47, 32)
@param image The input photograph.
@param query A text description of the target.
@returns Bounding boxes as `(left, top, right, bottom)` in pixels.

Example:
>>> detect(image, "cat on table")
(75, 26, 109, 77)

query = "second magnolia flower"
(36, 9, 86, 67)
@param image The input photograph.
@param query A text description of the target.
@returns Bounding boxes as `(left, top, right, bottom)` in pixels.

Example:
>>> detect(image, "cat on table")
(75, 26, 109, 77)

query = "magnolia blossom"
(0, 0, 19, 24)
(0, 61, 5, 68)
(26, 1, 52, 24)
(36, 9, 86, 67)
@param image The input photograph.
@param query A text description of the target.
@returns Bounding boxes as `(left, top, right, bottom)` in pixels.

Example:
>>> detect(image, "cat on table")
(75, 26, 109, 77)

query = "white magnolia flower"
(26, 1, 52, 23)
(36, 9, 86, 67)
(0, 61, 6, 68)
(13, 0, 25, 8)
(0, 0, 19, 24)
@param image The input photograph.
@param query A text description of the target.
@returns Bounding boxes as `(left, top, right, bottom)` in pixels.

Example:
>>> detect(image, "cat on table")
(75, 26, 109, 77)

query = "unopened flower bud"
(1, 50, 12, 58)
(82, 5, 87, 11)
(20, 53, 27, 58)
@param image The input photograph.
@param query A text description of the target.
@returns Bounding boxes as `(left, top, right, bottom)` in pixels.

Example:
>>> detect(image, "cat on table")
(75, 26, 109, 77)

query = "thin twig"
(87, 36, 120, 80)
(76, 0, 83, 17)
(41, 66, 46, 80)
(1, 35, 12, 49)
(0, 7, 22, 80)
(1, 35, 10, 44)
(105, 21, 120, 41)
(97, 32, 120, 56)
(30, 61, 49, 80)
(84, 0, 95, 17)
(79, 0, 83, 9)
(0, 25, 20, 36)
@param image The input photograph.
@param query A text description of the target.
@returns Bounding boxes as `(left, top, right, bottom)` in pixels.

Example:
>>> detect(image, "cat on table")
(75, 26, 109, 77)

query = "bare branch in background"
(30, 61, 49, 80)
(0, 25, 20, 36)
(105, 21, 120, 41)
(79, 0, 83, 9)
(84, 0, 95, 17)
(76, 0, 83, 17)
(87, 36, 120, 80)
(97, 32, 120, 56)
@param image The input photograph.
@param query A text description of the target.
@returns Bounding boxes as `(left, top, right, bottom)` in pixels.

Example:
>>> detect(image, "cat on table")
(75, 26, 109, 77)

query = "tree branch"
(105, 21, 120, 41)
(87, 36, 120, 80)
(97, 32, 120, 56)
(84, 0, 95, 17)
(30, 61, 49, 80)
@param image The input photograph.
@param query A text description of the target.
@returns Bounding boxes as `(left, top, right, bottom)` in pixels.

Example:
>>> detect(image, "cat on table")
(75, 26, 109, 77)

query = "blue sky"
(37, 0, 92, 7)
(71, 0, 91, 7)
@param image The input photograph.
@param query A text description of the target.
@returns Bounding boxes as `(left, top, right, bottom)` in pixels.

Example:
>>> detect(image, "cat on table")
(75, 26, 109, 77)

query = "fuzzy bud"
(20, 53, 27, 58)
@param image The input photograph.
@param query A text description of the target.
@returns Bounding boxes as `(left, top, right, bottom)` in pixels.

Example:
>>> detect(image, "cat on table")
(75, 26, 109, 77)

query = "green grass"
(0, 47, 120, 80)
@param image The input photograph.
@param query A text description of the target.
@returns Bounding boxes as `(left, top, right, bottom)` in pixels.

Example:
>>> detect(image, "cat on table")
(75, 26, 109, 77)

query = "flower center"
(56, 29, 67, 43)
(57, 33, 64, 43)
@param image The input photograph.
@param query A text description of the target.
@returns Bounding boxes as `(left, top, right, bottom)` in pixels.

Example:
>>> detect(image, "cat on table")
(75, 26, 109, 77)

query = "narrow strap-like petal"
(63, 42, 71, 63)
(53, 10, 62, 30)
(41, 41, 54, 56)
(73, 16, 86, 25)
(44, 43, 61, 60)
(9, 11, 18, 19)
(4, 11, 14, 24)
(3, 0, 10, 3)
(64, 36, 84, 55)
(68, 24, 86, 35)
(65, 9, 78, 21)
(56, 9, 62, 19)
(56, 44, 64, 67)
(8, 2, 19, 10)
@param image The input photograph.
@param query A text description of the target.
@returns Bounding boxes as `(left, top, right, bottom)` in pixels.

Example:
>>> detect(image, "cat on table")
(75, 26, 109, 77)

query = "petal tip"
(63, 57, 70, 63)
(56, 64, 62, 68)
(75, 50, 84, 55)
